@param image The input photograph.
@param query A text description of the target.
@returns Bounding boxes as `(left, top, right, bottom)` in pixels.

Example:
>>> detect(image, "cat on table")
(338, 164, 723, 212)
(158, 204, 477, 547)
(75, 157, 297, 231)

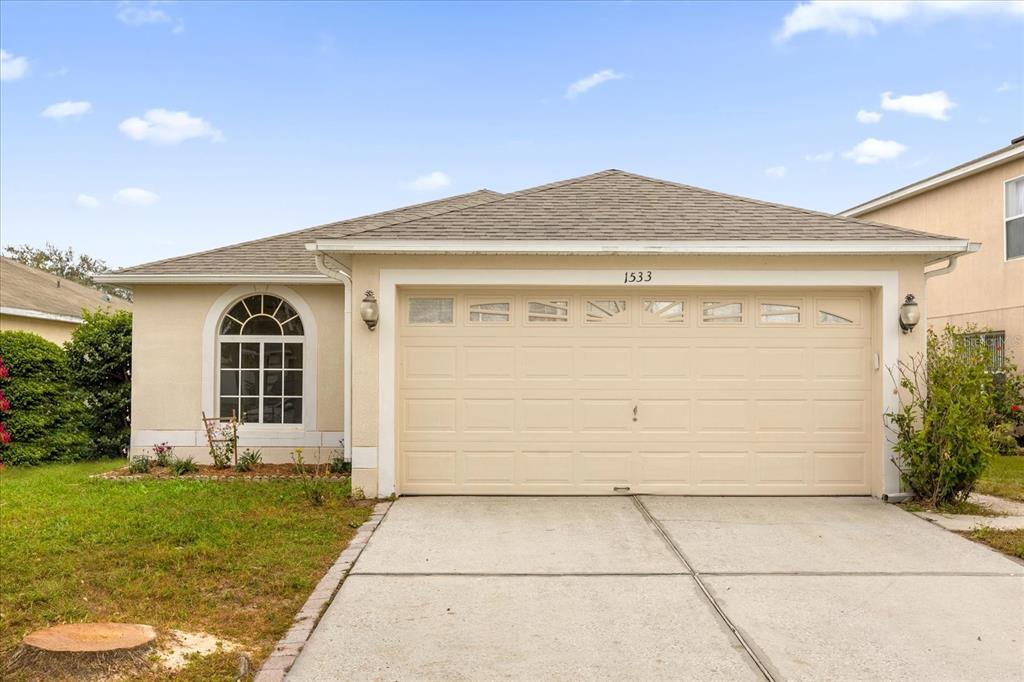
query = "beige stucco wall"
(857, 158, 1024, 363)
(129, 283, 345, 463)
(0, 313, 78, 345)
(347, 253, 931, 498)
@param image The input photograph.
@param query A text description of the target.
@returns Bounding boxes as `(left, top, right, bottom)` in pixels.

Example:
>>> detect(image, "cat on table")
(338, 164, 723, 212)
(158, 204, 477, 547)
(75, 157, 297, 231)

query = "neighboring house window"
(963, 331, 1006, 372)
(219, 294, 304, 425)
(1007, 176, 1024, 260)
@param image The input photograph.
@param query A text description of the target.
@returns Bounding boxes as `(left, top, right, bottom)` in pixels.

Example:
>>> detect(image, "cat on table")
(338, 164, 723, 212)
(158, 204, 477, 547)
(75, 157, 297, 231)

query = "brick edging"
(252, 500, 392, 682)
(91, 472, 352, 482)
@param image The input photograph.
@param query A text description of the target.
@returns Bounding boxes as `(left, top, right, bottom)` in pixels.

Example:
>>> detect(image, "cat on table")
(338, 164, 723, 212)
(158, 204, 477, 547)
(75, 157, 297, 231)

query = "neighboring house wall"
(855, 158, 1024, 364)
(344, 252, 930, 498)
(129, 283, 346, 462)
(0, 313, 79, 345)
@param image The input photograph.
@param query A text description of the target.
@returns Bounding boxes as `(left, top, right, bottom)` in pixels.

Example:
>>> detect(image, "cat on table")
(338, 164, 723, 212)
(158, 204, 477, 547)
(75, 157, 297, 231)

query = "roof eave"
(307, 238, 976, 257)
(94, 273, 333, 285)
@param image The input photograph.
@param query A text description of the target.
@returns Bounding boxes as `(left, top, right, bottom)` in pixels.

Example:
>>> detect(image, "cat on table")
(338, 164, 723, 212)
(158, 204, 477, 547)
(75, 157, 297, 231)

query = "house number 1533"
(623, 271, 652, 283)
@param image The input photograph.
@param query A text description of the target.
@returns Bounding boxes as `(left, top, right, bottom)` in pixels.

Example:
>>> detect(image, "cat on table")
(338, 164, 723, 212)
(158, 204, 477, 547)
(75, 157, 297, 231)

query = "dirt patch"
(153, 630, 246, 672)
(100, 463, 351, 481)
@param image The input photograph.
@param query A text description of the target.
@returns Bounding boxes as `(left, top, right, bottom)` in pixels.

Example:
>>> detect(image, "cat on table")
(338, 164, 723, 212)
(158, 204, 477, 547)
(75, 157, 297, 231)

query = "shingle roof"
(112, 169, 961, 277)
(343, 170, 959, 241)
(0, 257, 132, 320)
(115, 189, 502, 276)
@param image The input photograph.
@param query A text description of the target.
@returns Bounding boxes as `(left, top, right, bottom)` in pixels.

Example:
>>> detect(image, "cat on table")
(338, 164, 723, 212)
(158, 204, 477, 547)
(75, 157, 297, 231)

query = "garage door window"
(702, 301, 743, 324)
(760, 303, 801, 324)
(527, 300, 570, 323)
(468, 300, 511, 323)
(584, 299, 628, 324)
(818, 310, 853, 325)
(642, 299, 686, 324)
(409, 297, 454, 325)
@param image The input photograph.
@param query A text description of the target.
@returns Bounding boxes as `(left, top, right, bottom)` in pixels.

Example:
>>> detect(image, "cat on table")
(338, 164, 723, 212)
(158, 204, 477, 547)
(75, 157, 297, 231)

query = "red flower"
(1012, 405, 1022, 412)
(0, 423, 10, 445)
(0, 358, 7, 379)
(0, 389, 8, 412)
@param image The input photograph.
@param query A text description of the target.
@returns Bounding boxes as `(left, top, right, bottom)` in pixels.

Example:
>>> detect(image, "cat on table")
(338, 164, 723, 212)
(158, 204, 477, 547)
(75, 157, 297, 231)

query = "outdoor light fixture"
(360, 290, 379, 331)
(899, 294, 920, 334)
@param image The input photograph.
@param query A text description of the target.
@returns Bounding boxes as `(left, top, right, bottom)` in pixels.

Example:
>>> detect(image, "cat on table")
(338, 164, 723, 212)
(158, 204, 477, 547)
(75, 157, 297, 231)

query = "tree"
(65, 309, 133, 457)
(3, 242, 131, 301)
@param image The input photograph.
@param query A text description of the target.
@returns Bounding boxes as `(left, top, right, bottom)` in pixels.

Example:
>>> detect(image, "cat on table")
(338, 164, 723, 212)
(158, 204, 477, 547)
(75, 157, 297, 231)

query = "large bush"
(886, 326, 995, 506)
(65, 309, 132, 457)
(0, 331, 91, 464)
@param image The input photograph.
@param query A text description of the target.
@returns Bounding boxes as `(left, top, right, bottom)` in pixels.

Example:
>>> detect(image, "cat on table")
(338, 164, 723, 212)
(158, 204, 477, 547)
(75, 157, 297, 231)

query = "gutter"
(0, 306, 84, 324)
(95, 273, 332, 284)
(313, 254, 353, 465)
(924, 242, 981, 280)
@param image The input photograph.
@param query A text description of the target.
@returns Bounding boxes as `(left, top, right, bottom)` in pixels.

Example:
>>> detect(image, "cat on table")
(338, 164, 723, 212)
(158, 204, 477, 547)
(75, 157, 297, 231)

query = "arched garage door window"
(218, 294, 304, 424)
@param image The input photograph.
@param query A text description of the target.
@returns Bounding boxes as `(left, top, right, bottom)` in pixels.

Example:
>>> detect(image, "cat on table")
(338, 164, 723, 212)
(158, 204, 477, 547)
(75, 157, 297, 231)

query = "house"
(97, 170, 976, 498)
(0, 257, 132, 344)
(842, 137, 1023, 366)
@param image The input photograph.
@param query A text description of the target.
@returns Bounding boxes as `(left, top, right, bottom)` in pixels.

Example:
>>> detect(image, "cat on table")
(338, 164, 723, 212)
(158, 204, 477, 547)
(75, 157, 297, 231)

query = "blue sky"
(1, 1, 1022, 267)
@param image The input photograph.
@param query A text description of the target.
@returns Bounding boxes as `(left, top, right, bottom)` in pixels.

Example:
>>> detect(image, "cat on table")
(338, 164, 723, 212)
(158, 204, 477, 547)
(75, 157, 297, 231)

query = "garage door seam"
(632, 496, 777, 682)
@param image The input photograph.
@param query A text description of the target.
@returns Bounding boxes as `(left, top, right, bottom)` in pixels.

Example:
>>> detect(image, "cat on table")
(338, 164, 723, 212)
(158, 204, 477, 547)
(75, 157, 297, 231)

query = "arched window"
(218, 294, 304, 425)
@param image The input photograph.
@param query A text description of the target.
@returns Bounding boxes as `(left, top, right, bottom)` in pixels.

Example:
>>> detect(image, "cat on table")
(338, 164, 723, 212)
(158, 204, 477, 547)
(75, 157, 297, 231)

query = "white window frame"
(1005, 175, 1024, 262)
(216, 332, 306, 427)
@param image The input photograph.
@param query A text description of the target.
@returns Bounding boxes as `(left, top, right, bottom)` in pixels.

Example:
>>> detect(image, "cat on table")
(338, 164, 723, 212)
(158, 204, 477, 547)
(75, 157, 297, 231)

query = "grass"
(0, 459, 372, 679)
(976, 455, 1024, 502)
(900, 499, 1002, 516)
(964, 528, 1024, 560)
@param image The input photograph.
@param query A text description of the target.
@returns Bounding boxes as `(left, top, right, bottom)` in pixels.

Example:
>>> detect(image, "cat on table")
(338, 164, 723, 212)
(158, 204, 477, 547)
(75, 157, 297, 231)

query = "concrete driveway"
(288, 497, 1024, 682)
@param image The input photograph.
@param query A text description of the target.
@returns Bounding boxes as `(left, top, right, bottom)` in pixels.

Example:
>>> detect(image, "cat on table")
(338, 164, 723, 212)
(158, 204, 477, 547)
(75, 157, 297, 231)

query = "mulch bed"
(97, 463, 351, 481)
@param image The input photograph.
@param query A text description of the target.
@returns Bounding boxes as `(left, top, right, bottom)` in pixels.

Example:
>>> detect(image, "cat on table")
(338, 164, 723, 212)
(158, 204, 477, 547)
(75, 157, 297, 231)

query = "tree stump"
(7, 623, 157, 677)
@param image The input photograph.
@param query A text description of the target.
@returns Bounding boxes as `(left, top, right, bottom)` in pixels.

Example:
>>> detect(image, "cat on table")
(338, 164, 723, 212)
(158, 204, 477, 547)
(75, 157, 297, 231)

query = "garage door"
(398, 288, 875, 495)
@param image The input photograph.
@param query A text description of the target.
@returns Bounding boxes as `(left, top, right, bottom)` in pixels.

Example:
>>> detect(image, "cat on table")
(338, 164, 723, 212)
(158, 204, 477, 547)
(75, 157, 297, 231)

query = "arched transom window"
(218, 294, 304, 425)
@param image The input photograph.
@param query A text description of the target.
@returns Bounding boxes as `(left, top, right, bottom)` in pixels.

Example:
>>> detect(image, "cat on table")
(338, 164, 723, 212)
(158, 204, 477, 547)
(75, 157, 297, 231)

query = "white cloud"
(856, 109, 882, 124)
(996, 81, 1015, 93)
(764, 166, 787, 178)
(116, 1, 184, 32)
(565, 69, 624, 99)
(776, 1, 1024, 42)
(76, 193, 100, 209)
(0, 49, 29, 81)
(119, 109, 223, 144)
(114, 187, 160, 206)
(844, 138, 908, 165)
(803, 151, 833, 162)
(880, 90, 955, 120)
(410, 171, 452, 192)
(42, 100, 92, 119)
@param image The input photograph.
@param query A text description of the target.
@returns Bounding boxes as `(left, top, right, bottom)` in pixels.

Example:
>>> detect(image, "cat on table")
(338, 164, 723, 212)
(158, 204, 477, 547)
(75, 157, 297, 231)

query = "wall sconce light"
(899, 294, 920, 334)
(360, 290, 379, 331)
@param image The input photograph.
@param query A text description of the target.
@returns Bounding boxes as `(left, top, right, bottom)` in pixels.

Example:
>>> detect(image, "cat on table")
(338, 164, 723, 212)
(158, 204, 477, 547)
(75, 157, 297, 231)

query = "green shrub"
(887, 326, 995, 506)
(65, 309, 132, 457)
(169, 456, 197, 476)
(992, 422, 1022, 456)
(328, 449, 351, 475)
(236, 448, 262, 472)
(128, 455, 151, 474)
(0, 331, 91, 464)
(152, 442, 174, 467)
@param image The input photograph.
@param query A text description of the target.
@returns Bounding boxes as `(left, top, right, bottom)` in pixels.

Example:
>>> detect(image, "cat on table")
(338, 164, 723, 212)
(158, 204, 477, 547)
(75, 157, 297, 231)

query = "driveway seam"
(632, 496, 778, 682)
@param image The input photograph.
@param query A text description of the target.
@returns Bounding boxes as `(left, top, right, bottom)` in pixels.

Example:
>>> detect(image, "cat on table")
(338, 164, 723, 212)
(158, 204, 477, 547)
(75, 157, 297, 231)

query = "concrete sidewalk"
(288, 496, 1024, 682)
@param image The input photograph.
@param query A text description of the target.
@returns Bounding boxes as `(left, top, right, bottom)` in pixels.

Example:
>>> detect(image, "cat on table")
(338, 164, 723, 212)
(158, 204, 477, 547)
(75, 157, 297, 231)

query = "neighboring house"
(0, 257, 132, 344)
(98, 169, 975, 499)
(842, 137, 1024, 367)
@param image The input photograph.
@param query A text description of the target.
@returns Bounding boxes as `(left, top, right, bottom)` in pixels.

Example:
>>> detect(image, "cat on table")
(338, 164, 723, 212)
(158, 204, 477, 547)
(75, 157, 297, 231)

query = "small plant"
(169, 456, 197, 476)
(992, 422, 1022, 456)
(210, 444, 232, 469)
(206, 422, 237, 468)
(291, 448, 328, 506)
(235, 448, 262, 472)
(328, 449, 351, 475)
(128, 455, 151, 474)
(152, 442, 174, 467)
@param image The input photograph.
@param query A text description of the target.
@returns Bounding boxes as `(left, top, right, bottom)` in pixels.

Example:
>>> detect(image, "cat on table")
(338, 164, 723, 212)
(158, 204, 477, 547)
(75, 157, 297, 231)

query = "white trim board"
(132, 430, 345, 449)
(312, 238, 971, 256)
(0, 306, 83, 324)
(375, 268, 903, 497)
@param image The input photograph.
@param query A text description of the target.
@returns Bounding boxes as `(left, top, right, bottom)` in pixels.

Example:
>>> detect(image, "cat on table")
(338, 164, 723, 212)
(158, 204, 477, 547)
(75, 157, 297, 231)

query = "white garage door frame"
(374, 268, 901, 497)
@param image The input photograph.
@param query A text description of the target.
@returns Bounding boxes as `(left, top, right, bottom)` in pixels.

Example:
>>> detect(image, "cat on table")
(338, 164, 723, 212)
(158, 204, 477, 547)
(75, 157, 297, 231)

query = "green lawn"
(976, 455, 1024, 502)
(0, 460, 371, 680)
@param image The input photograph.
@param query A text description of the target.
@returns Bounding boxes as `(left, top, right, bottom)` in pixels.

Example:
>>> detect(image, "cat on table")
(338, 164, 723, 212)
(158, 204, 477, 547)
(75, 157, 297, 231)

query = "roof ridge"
(341, 170, 622, 239)
(115, 188, 502, 274)
(600, 169, 957, 240)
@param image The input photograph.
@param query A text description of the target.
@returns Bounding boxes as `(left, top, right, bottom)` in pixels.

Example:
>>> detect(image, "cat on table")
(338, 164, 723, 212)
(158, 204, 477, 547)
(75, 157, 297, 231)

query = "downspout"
(314, 253, 352, 465)
(924, 242, 980, 280)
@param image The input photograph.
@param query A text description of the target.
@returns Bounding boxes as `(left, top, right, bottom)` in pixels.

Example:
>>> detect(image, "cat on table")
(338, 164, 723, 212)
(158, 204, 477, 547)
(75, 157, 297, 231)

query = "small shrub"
(291, 448, 327, 506)
(128, 455, 151, 474)
(886, 326, 995, 506)
(152, 442, 174, 467)
(169, 456, 197, 476)
(328, 450, 351, 475)
(992, 422, 1022, 456)
(235, 448, 262, 472)
(206, 421, 238, 468)
(210, 446, 232, 469)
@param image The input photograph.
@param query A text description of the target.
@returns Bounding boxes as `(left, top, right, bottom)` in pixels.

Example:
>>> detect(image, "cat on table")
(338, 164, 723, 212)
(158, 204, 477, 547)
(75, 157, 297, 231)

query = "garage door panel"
(399, 288, 875, 495)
